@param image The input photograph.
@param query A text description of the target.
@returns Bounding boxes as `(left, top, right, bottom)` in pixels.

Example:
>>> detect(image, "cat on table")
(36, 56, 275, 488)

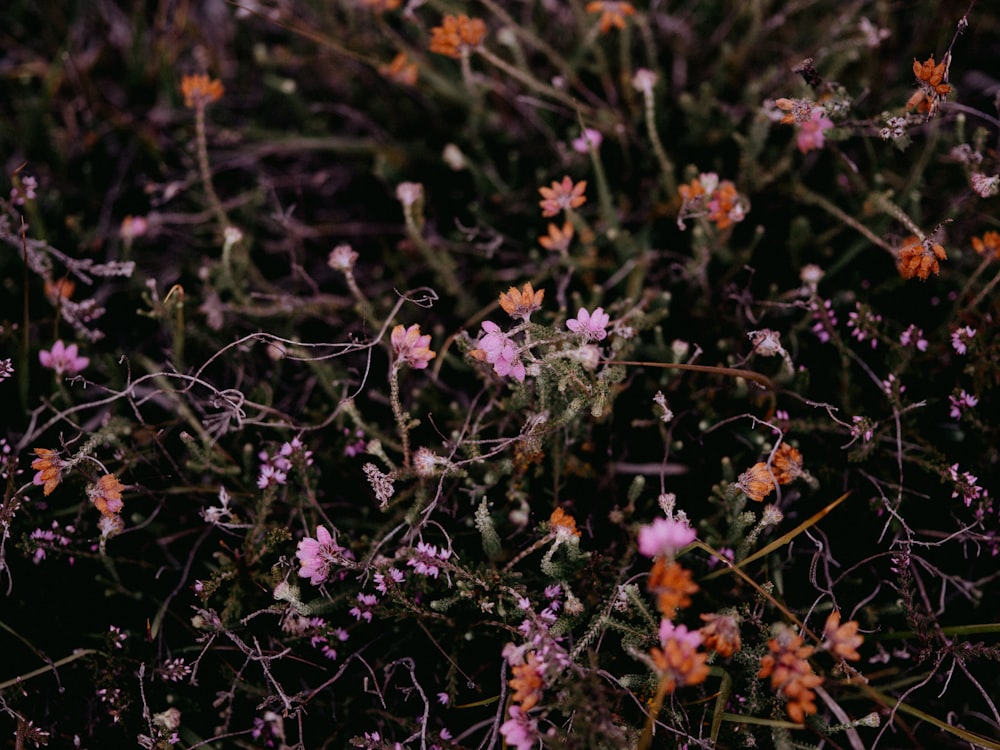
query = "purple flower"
(899, 324, 928, 351)
(637, 517, 696, 558)
(349, 593, 378, 622)
(407, 541, 452, 578)
(477, 320, 525, 381)
(951, 326, 976, 355)
(566, 307, 610, 341)
(39, 340, 89, 376)
(949, 390, 979, 420)
(296, 526, 351, 585)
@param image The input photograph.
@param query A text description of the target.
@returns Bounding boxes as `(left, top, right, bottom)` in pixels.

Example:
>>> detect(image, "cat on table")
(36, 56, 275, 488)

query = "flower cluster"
(471, 320, 526, 382)
(31, 448, 65, 496)
(391, 323, 436, 369)
(758, 625, 824, 723)
(296, 525, 354, 585)
(677, 172, 747, 230)
(429, 14, 487, 58)
(971, 231, 1000, 260)
(906, 55, 951, 115)
(585, 1, 636, 34)
(737, 442, 804, 503)
(897, 235, 947, 280)
(650, 620, 710, 693)
(406, 541, 452, 579)
(258, 437, 313, 489)
(499, 282, 544, 321)
(180, 74, 224, 108)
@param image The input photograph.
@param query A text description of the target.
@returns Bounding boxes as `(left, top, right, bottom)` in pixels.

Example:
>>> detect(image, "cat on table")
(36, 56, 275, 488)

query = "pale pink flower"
(572, 128, 603, 154)
(796, 108, 833, 153)
(391, 323, 436, 369)
(499, 705, 539, 750)
(638, 517, 696, 558)
(659, 619, 703, 650)
(566, 307, 610, 341)
(296, 526, 351, 585)
(476, 321, 525, 381)
(39, 340, 89, 376)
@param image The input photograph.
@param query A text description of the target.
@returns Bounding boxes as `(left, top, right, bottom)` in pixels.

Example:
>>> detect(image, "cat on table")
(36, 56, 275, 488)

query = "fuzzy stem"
(389, 363, 411, 468)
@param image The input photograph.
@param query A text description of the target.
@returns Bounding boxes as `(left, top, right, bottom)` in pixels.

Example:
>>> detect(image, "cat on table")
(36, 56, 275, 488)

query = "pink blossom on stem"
(796, 108, 834, 153)
(296, 526, 352, 585)
(391, 324, 436, 369)
(39, 340, 89, 376)
(499, 706, 539, 750)
(477, 320, 525, 381)
(566, 307, 610, 341)
(638, 517, 696, 558)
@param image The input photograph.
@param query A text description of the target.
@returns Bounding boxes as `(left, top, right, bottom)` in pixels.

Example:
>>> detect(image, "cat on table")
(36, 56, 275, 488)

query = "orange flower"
(699, 612, 742, 658)
(549, 507, 581, 538)
(380, 52, 418, 86)
(510, 651, 545, 711)
(499, 282, 545, 321)
(585, 2, 636, 34)
(45, 278, 75, 301)
(771, 443, 803, 484)
(180, 74, 224, 108)
(737, 461, 775, 502)
(360, 0, 401, 10)
(538, 222, 574, 253)
(758, 627, 824, 724)
(429, 14, 487, 59)
(650, 628, 710, 693)
(971, 231, 1000, 260)
(538, 176, 587, 217)
(647, 559, 698, 618)
(677, 173, 746, 230)
(906, 55, 951, 114)
(706, 182, 744, 230)
(89, 473, 125, 517)
(31, 448, 64, 496)
(898, 235, 946, 280)
(821, 610, 863, 661)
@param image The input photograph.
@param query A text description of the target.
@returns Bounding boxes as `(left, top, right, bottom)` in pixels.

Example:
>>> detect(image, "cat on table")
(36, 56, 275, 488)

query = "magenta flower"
(391, 323, 436, 369)
(566, 307, 610, 341)
(796, 108, 833, 153)
(638, 517, 696, 558)
(477, 320, 526, 381)
(39, 340, 89, 376)
(296, 526, 351, 585)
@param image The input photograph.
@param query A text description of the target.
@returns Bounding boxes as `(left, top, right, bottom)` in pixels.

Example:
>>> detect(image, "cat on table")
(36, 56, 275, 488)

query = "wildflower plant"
(2, 1, 1000, 749)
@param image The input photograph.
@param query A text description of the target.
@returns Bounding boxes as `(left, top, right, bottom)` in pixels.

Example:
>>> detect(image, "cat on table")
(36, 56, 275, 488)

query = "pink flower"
(796, 108, 833, 153)
(638, 517, 696, 558)
(391, 323, 436, 369)
(476, 321, 525, 381)
(659, 619, 703, 649)
(296, 526, 351, 585)
(499, 706, 539, 750)
(39, 340, 89, 376)
(566, 307, 610, 341)
(951, 325, 976, 355)
(571, 128, 603, 154)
